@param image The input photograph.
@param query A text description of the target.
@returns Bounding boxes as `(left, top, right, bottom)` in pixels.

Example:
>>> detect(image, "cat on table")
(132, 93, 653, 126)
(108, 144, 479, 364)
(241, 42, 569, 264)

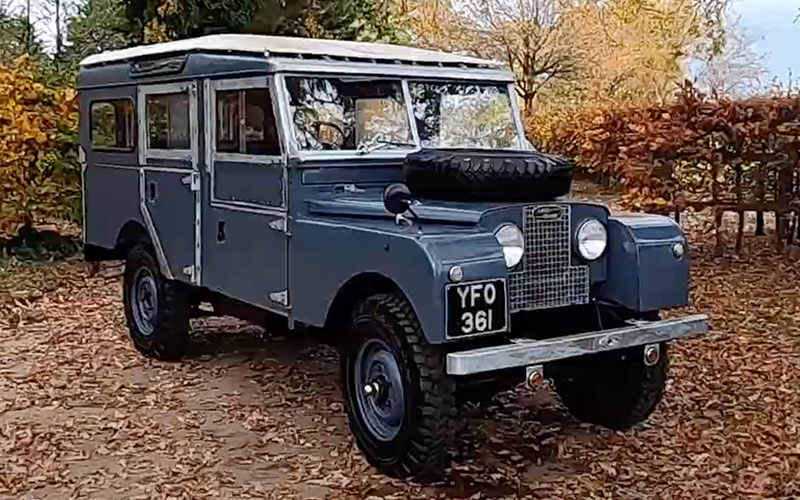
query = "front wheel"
(552, 343, 669, 430)
(123, 244, 191, 360)
(340, 293, 455, 478)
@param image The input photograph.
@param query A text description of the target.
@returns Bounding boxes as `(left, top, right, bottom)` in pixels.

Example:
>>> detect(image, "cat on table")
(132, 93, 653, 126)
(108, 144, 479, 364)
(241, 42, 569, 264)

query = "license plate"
(446, 279, 508, 338)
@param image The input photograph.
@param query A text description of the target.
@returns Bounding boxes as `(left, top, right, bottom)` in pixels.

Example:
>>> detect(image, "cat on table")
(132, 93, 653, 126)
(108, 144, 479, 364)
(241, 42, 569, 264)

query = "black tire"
(341, 293, 455, 478)
(552, 344, 669, 430)
(403, 149, 574, 202)
(123, 244, 190, 361)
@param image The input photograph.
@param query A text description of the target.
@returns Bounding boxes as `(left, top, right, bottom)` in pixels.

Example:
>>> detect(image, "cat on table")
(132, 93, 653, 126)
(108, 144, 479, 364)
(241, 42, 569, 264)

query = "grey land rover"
(79, 34, 709, 477)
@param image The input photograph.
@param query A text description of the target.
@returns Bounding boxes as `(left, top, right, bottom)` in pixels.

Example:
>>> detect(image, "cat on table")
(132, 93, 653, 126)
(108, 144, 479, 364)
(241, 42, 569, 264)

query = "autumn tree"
(399, 0, 575, 108)
(461, 0, 576, 109)
(402, 0, 732, 116)
(0, 56, 79, 236)
(690, 16, 766, 97)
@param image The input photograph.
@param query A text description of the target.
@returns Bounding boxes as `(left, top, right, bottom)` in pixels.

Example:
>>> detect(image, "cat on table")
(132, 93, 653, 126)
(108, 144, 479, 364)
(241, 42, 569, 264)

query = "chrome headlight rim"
(575, 218, 607, 261)
(494, 223, 525, 269)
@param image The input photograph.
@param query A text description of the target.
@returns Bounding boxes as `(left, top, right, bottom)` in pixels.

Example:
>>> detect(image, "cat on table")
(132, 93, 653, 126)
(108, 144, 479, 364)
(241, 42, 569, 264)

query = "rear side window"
(90, 99, 135, 150)
(146, 91, 190, 150)
(216, 88, 280, 156)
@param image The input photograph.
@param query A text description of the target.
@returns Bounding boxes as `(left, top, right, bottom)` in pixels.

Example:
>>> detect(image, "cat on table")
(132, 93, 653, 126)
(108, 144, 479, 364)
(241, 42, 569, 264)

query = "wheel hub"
(130, 267, 158, 336)
(354, 338, 405, 442)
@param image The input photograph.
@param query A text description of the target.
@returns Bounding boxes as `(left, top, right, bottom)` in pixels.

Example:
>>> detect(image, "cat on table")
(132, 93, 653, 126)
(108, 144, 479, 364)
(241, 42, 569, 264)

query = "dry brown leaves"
(2, 199, 800, 499)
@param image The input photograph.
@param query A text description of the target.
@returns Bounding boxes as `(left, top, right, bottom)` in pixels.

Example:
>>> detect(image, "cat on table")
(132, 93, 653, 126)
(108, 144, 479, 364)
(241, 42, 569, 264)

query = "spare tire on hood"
(403, 149, 574, 202)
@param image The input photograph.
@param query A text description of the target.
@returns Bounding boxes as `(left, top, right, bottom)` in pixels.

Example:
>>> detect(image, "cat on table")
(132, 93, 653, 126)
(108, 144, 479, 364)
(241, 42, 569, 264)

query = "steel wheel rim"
(354, 338, 405, 442)
(131, 267, 157, 336)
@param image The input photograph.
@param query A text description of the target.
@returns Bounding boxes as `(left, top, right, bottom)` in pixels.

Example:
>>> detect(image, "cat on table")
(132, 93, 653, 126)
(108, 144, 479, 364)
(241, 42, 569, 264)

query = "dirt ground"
(2, 201, 800, 499)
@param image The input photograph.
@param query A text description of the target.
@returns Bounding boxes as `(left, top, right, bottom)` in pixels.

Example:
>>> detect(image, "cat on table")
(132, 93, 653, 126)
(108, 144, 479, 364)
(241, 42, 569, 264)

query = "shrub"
(0, 57, 79, 237)
(530, 83, 800, 249)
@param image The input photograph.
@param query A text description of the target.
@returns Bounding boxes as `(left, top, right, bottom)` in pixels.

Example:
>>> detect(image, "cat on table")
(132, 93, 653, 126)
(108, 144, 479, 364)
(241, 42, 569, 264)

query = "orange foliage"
(533, 83, 800, 217)
(0, 57, 79, 237)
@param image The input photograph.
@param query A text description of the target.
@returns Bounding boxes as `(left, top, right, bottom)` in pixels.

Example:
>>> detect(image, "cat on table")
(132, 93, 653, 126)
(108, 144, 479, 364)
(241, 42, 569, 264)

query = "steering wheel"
(312, 120, 346, 150)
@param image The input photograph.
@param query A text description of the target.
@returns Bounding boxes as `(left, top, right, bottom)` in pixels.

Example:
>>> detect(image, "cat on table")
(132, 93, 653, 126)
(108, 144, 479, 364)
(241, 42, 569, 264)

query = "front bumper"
(446, 314, 708, 375)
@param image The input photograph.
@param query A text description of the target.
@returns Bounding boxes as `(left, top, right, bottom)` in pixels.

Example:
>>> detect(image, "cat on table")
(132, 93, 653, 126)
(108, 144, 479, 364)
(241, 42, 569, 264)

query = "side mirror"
(383, 183, 413, 215)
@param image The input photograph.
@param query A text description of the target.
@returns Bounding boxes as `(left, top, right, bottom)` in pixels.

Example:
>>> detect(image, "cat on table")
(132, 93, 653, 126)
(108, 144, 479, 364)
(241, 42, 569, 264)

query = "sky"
(733, 0, 798, 84)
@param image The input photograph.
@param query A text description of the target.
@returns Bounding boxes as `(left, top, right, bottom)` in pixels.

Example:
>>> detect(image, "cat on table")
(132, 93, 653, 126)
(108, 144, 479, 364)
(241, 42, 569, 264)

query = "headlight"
(494, 223, 524, 268)
(576, 219, 607, 260)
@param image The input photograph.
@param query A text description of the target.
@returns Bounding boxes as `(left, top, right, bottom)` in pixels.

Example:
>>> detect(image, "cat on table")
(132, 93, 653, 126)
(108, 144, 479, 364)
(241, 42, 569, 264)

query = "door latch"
(182, 265, 196, 281)
(181, 172, 200, 192)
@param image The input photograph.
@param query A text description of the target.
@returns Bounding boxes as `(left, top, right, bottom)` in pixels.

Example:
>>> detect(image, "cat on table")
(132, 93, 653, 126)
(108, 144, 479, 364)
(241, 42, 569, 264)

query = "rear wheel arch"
(85, 220, 150, 262)
(115, 220, 151, 258)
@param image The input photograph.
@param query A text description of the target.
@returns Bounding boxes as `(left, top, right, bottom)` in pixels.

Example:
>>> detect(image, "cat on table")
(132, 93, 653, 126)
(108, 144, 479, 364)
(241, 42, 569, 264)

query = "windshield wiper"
(356, 140, 417, 155)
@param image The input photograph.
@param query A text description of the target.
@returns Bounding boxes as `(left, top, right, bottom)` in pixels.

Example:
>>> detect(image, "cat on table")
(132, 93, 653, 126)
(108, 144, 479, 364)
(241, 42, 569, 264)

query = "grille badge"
(533, 205, 565, 220)
(507, 205, 590, 313)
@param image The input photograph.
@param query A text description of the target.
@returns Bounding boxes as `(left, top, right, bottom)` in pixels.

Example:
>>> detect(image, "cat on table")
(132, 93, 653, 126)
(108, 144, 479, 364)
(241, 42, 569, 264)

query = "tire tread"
(123, 244, 190, 361)
(346, 293, 455, 478)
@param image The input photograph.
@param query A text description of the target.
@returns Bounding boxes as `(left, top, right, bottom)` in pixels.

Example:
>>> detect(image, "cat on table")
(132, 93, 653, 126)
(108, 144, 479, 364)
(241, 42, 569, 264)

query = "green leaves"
(121, 0, 409, 44)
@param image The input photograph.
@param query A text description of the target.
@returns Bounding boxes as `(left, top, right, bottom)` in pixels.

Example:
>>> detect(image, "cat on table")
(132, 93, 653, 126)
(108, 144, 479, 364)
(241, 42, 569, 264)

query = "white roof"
(80, 34, 503, 68)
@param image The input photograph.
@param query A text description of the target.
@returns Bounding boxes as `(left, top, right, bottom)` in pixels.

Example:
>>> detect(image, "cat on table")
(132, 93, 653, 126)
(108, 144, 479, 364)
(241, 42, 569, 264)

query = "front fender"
(601, 213, 689, 311)
(289, 217, 506, 344)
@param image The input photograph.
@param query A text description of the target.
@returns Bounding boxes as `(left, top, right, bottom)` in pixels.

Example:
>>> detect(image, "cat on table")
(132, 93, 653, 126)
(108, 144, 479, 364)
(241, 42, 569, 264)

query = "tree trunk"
(55, 0, 62, 56)
(523, 92, 534, 113)
(25, 0, 32, 54)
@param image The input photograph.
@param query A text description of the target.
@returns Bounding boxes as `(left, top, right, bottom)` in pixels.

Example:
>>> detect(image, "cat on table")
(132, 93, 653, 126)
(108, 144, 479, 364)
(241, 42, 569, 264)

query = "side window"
(216, 90, 240, 153)
(215, 87, 280, 156)
(146, 91, 190, 150)
(91, 99, 135, 150)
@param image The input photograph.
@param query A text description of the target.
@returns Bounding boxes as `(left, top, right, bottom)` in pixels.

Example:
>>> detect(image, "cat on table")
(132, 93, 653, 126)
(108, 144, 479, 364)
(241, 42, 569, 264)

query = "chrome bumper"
(446, 314, 709, 375)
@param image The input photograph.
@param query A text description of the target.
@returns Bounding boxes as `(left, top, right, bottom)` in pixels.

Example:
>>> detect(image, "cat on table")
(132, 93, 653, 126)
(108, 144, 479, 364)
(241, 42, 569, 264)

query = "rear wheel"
(341, 293, 455, 478)
(552, 343, 669, 430)
(123, 244, 190, 360)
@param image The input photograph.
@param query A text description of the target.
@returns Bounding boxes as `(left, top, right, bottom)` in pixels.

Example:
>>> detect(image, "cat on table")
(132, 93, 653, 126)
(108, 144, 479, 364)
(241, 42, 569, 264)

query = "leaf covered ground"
(1, 205, 800, 499)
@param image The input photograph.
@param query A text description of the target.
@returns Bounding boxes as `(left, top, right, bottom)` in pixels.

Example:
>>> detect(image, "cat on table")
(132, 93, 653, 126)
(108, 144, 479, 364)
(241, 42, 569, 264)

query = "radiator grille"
(508, 205, 590, 313)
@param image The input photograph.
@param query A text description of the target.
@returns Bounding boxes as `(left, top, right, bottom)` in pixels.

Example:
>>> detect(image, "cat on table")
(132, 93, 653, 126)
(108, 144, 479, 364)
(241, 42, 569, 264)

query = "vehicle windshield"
(285, 77, 414, 152)
(409, 82, 519, 149)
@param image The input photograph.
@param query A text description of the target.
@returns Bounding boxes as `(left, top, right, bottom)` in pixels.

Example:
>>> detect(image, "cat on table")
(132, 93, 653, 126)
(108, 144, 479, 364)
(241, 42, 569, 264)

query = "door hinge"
(268, 218, 286, 232)
(182, 172, 200, 192)
(269, 290, 289, 306)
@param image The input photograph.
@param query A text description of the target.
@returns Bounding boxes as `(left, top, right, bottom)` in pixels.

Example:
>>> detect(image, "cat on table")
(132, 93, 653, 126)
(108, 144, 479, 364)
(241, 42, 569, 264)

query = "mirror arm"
(395, 213, 413, 226)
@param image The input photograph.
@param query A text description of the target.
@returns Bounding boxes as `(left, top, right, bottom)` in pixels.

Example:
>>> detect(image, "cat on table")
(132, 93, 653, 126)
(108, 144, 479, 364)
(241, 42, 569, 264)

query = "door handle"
(147, 181, 157, 202)
(217, 221, 226, 243)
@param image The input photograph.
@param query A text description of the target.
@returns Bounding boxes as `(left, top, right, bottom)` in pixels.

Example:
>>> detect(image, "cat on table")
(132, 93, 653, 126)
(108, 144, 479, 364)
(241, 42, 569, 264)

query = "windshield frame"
(277, 74, 527, 161)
